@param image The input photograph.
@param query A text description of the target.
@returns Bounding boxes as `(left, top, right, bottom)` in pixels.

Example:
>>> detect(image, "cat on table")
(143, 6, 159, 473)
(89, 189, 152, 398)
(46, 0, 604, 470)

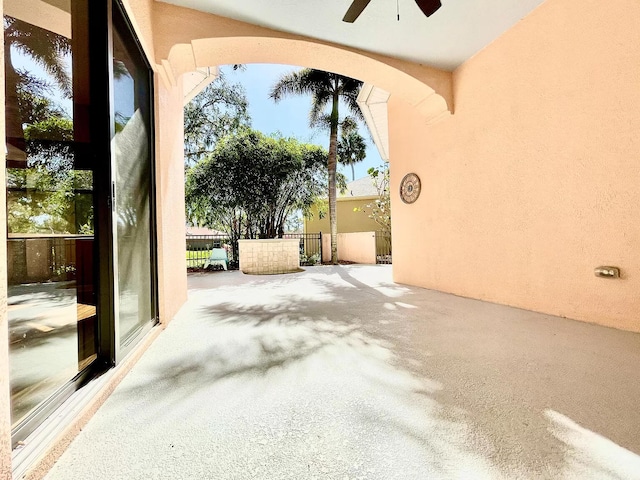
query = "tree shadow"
(114, 265, 640, 479)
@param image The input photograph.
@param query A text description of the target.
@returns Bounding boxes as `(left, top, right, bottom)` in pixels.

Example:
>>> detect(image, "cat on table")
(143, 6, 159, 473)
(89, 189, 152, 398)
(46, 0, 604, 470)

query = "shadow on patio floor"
(46, 265, 640, 480)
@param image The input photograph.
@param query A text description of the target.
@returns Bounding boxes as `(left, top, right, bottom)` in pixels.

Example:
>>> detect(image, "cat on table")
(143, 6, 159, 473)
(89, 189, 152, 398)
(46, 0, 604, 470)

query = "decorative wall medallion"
(399, 173, 421, 204)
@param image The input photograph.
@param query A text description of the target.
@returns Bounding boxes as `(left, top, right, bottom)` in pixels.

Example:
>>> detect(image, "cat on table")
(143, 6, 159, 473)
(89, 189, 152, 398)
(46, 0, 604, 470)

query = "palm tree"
(338, 129, 367, 181)
(4, 16, 71, 161)
(270, 69, 363, 264)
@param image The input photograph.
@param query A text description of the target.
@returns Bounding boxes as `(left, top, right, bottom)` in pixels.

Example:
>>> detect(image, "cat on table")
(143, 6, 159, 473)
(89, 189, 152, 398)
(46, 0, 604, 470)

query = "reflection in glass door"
(4, 0, 96, 433)
(111, 4, 155, 351)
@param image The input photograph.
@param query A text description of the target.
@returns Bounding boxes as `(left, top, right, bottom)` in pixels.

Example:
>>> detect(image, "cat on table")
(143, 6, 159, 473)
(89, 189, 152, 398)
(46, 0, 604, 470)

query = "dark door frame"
(93, 0, 159, 367)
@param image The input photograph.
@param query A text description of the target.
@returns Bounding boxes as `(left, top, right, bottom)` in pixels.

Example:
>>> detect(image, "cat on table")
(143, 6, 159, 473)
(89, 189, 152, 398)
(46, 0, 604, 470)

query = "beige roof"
(339, 175, 379, 198)
(186, 226, 226, 236)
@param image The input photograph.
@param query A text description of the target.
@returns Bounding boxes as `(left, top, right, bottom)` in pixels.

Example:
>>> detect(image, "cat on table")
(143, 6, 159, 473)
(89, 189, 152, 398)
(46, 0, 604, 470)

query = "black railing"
(186, 235, 233, 270)
(186, 233, 323, 270)
(375, 231, 392, 264)
(282, 233, 322, 266)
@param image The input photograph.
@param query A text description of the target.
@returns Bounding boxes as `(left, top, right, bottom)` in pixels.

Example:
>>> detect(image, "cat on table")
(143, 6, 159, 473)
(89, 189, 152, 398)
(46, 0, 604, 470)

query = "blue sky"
(225, 64, 385, 182)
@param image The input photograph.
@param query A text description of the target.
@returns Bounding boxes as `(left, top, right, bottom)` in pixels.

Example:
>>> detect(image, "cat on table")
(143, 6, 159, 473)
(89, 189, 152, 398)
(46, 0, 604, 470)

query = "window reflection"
(4, 0, 96, 429)
(112, 14, 154, 345)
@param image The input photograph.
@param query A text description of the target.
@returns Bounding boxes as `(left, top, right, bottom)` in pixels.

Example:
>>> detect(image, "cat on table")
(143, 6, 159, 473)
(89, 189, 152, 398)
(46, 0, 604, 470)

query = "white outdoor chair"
(204, 248, 228, 270)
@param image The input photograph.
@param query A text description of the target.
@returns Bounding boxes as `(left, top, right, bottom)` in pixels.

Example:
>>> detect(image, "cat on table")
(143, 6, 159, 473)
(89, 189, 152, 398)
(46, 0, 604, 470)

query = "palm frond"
(341, 89, 365, 122)
(270, 69, 315, 102)
(6, 18, 72, 97)
(309, 90, 332, 126)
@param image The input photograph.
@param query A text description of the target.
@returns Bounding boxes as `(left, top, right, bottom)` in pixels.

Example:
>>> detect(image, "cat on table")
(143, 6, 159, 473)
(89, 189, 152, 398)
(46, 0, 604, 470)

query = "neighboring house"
(304, 175, 383, 234)
(185, 225, 226, 236)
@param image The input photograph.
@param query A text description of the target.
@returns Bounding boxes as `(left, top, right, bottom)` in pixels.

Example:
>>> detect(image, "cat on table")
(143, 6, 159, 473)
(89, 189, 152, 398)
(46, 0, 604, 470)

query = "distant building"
(185, 225, 226, 236)
(304, 175, 383, 234)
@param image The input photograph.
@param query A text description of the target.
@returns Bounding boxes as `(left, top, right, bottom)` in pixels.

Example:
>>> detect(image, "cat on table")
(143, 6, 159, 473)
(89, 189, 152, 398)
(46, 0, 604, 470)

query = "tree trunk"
(328, 88, 339, 265)
(351, 163, 355, 182)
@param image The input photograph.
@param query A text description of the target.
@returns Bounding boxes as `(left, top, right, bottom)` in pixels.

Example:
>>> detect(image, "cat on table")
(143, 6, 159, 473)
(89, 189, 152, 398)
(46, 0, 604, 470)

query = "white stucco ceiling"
(156, 0, 547, 70)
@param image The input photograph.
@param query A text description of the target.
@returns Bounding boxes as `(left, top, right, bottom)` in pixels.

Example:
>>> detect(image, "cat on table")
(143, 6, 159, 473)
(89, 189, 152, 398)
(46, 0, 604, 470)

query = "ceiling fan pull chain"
(397, 0, 400, 20)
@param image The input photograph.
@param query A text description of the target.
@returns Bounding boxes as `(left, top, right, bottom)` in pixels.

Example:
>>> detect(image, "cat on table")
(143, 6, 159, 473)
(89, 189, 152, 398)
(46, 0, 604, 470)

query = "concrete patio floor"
(45, 265, 640, 480)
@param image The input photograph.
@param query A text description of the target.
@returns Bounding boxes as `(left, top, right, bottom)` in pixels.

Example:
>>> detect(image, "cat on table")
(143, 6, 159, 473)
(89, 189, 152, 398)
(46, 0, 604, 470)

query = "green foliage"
(7, 113, 93, 235)
(10, 115, 92, 232)
(184, 70, 251, 167)
(7, 165, 93, 234)
(3, 15, 93, 235)
(300, 252, 320, 266)
(307, 172, 348, 222)
(270, 69, 363, 126)
(185, 129, 328, 244)
(358, 165, 391, 234)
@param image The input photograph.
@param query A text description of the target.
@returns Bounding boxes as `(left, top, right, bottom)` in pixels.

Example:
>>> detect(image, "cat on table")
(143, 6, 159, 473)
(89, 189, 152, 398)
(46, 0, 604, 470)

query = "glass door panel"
(111, 6, 154, 349)
(4, 0, 96, 430)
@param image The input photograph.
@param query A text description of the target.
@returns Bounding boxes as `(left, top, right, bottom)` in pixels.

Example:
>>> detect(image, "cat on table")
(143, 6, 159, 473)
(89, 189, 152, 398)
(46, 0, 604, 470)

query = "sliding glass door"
(111, 4, 156, 354)
(5, 0, 157, 445)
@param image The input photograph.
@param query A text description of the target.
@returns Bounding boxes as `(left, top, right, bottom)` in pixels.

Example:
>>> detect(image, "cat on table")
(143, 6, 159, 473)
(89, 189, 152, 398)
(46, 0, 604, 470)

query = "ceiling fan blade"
(342, 0, 372, 23)
(415, 0, 442, 17)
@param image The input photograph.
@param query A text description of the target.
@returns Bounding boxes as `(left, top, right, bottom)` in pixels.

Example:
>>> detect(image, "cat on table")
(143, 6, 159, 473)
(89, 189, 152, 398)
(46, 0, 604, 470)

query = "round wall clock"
(399, 173, 421, 204)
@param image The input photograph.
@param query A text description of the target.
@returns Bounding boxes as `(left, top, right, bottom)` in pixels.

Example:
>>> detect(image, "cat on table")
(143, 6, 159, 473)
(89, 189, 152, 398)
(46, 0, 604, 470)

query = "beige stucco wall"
(121, 0, 155, 65)
(305, 197, 381, 235)
(390, 0, 640, 332)
(154, 77, 188, 323)
(321, 232, 377, 265)
(341, 232, 377, 265)
(239, 239, 300, 274)
(2, 0, 639, 473)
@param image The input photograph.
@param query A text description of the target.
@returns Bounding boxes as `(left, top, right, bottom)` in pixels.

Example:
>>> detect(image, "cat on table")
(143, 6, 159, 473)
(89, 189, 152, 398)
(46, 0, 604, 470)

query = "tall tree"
(184, 71, 251, 168)
(185, 129, 327, 259)
(270, 69, 363, 264)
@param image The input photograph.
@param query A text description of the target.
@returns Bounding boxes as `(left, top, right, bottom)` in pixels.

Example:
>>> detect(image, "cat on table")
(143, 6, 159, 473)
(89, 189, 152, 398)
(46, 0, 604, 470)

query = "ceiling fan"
(342, 0, 442, 23)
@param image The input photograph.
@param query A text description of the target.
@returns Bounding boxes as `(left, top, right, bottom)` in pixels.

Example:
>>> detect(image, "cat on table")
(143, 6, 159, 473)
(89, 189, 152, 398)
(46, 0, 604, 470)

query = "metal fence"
(375, 231, 392, 264)
(186, 235, 233, 270)
(282, 233, 322, 266)
(186, 233, 323, 270)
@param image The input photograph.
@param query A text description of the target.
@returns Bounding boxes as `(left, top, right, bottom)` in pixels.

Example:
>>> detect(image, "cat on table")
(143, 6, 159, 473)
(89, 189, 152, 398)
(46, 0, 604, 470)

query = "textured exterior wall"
(120, 0, 155, 64)
(321, 235, 330, 263)
(390, 0, 640, 332)
(304, 198, 381, 235)
(239, 239, 300, 275)
(154, 77, 188, 323)
(321, 232, 377, 265)
(338, 232, 377, 265)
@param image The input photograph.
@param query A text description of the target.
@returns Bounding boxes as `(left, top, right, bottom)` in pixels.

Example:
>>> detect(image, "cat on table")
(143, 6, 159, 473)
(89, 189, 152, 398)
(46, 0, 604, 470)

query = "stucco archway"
(151, 2, 453, 124)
